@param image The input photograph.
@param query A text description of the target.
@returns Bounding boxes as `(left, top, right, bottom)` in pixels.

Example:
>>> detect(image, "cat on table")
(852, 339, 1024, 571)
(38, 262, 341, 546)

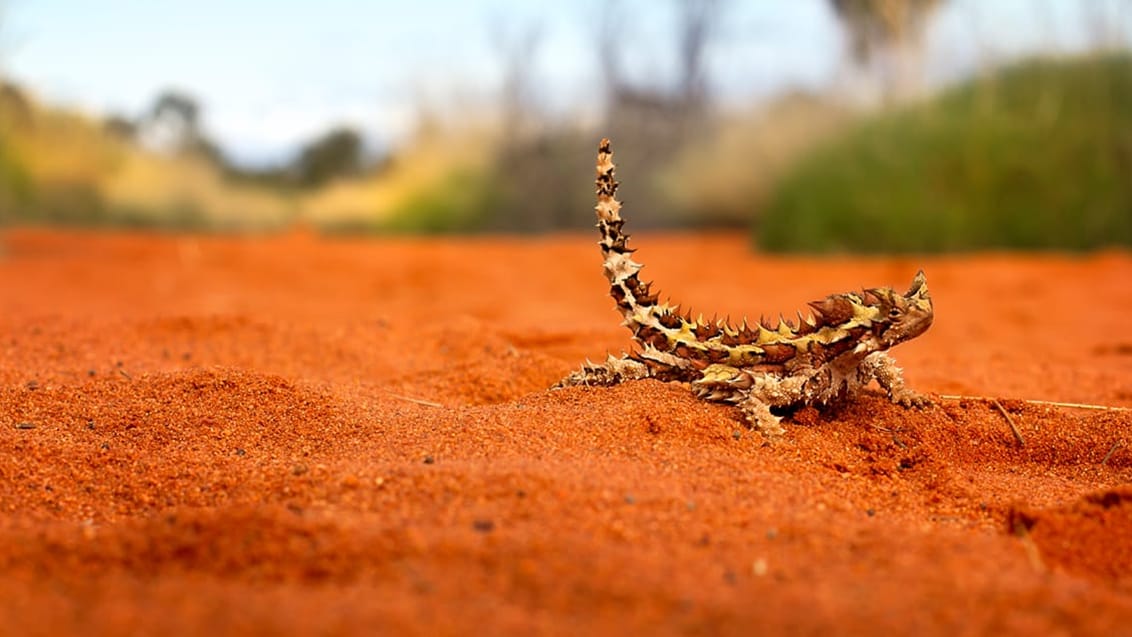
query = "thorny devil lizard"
(553, 138, 934, 435)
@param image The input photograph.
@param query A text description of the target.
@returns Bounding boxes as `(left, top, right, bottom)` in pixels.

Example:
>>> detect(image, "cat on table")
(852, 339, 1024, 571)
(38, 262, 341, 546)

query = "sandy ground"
(1, 228, 1131, 635)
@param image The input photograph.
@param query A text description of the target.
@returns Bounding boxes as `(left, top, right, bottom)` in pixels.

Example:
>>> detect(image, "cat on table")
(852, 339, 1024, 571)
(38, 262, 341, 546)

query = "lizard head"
(865, 270, 933, 349)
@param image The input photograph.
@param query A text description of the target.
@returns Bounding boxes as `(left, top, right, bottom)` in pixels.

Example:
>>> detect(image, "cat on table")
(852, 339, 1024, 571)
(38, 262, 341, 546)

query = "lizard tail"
(594, 139, 660, 325)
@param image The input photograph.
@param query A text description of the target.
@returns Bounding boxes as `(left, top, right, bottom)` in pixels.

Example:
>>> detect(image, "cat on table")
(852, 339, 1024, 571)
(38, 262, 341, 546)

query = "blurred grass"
(0, 87, 508, 233)
(659, 93, 851, 227)
(305, 126, 506, 234)
(6, 52, 1132, 250)
(0, 88, 296, 231)
(1, 79, 838, 236)
(757, 53, 1132, 252)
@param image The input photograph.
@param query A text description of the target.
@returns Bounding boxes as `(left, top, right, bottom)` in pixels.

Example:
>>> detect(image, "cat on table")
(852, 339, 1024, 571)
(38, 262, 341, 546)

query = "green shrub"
(377, 165, 506, 234)
(758, 54, 1132, 252)
(0, 140, 34, 222)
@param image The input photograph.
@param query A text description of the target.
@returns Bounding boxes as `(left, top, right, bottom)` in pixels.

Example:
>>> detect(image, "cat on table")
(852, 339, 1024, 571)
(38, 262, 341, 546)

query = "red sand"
(1, 228, 1131, 635)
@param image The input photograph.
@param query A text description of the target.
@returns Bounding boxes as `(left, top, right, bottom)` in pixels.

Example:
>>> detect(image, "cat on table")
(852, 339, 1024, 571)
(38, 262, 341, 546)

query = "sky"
(3, 0, 1130, 167)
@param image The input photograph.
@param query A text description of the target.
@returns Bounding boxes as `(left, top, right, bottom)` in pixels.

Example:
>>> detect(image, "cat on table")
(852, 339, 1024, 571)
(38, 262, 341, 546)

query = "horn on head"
(905, 270, 928, 298)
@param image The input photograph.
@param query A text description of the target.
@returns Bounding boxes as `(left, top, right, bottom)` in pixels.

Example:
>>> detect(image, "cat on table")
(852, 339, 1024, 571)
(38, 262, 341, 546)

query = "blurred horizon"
(5, 0, 1130, 167)
(2, 1, 1131, 249)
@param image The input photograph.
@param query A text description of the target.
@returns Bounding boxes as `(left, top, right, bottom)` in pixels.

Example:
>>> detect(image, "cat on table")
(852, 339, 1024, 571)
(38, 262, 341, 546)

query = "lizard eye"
(888, 307, 902, 318)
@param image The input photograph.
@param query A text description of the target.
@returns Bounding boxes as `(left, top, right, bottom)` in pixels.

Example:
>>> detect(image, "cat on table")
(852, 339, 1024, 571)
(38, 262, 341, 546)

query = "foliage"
(300, 125, 504, 234)
(0, 139, 32, 220)
(294, 127, 364, 187)
(485, 133, 596, 231)
(376, 164, 505, 234)
(0, 86, 294, 230)
(660, 92, 850, 227)
(758, 53, 1132, 252)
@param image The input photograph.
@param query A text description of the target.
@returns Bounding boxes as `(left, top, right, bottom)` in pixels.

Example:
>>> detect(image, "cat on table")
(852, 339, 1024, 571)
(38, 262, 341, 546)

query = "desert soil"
(1, 228, 1131, 635)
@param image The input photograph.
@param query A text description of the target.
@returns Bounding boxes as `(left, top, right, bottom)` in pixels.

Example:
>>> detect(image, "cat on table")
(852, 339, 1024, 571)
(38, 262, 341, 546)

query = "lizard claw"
(892, 390, 932, 409)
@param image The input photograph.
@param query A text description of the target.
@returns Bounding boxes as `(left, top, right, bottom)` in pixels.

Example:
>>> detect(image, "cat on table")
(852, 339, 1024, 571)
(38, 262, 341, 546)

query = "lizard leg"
(736, 394, 786, 437)
(553, 353, 650, 388)
(691, 364, 807, 436)
(859, 352, 931, 408)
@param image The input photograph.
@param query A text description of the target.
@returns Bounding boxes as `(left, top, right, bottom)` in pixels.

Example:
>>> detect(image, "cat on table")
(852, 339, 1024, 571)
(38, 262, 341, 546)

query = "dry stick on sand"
(939, 394, 1130, 412)
(1101, 441, 1123, 468)
(990, 398, 1025, 447)
(384, 391, 443, 408)
(939, 394, 1132, 451)
(1016, 526, 1048, 574)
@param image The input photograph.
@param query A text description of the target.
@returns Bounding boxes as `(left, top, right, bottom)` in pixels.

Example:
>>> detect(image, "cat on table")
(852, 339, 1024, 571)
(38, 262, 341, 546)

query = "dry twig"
(1016, 527, 1047, 574)
(1101, 441, 1122, 468)
(990, 398, 1025, 447)
(939, 394, 1129, 412)
(385, 391, 443, 408)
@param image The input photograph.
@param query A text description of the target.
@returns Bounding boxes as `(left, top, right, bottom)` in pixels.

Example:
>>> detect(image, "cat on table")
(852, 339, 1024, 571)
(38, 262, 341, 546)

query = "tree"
(0, 1, 9, 82)
(151, 91, 200, 136)
(674, 0, 723, 109)
(293, 126, 364, 187)
(103, 114, 138, 140)
(489, 16, 544, 138)
(596, 0, 726, 114)
(132, 89, 230, 166)
(595, 0, 626, 96)
(588, 0, 729, 227)
(138, 88, 222, 159)
(829, 0, 946, 103)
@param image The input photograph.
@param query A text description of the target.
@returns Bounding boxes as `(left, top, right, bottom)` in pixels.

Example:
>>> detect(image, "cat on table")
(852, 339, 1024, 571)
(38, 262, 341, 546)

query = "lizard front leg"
(692, 364, 810, 436)
(858, 352, 931, 408)
(735, 394, 787, 437)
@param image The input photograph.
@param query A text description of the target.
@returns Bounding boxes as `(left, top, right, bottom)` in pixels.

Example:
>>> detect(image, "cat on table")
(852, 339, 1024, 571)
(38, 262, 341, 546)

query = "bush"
(0, 141, 34, 221)
(376, 165, 506, 234)
(757, 54, 1132, 252)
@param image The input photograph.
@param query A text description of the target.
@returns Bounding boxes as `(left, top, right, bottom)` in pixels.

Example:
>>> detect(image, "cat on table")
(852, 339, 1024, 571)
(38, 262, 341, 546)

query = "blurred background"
(0, 0, 1129, 251)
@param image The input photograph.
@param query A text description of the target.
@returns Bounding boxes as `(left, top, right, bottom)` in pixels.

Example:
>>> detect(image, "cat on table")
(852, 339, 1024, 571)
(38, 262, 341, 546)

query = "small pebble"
(752, 558, 769, 577)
